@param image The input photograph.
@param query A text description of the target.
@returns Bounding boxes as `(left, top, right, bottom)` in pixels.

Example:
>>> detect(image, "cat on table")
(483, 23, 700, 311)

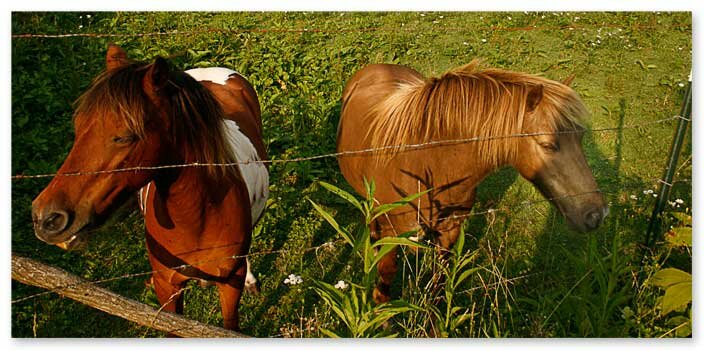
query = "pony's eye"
(539, 142, 559, 152)
(112, 134, 137, 145)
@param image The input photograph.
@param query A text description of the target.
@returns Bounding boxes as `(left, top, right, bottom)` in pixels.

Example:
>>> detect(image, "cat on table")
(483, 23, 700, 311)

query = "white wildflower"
(284, 274, 303, 285)
(643, 189, 654, 195)
(420, 13, 426, 17)
(439, 15, 444, 19)
(675, 199, 684, 204)
(481, 38, 487, 43)
(678, 82, 685, 87)
(507, 16, 512, 20)
(630, 195, 638, 200)
(78, 25, 83, 29)
(86, 14, 91, 18)
(463, 41, 469, 45)
(334, 280, 349, 290)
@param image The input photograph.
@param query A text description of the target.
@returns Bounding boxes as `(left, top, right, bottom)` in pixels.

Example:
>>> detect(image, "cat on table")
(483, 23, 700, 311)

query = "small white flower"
(507, 16, 512, 20)
(433, 20, 439, 24)
(630, 195, 638, 200)
(334, 280, 349, 290)
(643, 189, 654, 195)
(284, 274, 303, 285)
(463, 41, 469, 45)
(420, 13, 426, 17)
(675, 198, 684, 204)
(481, 38, 487, 43)
(78, 25, 83, 29)
(439, 15, 444, 19)
(678, 82, 685, 87)
(653, 194, 658, 198)
(86, 14, 91, 18)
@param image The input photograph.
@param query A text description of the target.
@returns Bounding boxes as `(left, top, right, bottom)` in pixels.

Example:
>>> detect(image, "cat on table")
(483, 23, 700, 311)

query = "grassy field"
(10, 12, 692, 338)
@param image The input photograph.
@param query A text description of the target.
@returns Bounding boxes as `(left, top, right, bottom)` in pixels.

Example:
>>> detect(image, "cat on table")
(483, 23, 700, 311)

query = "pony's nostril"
(584, 210, 603, 230)
(41, 211, 70, 234)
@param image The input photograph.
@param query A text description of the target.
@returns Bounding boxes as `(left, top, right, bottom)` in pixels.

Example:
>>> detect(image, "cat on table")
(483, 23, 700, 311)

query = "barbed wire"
(10, 115, 684, 180)
(10, 22, 691, 40)
(11, 172, 689, 306)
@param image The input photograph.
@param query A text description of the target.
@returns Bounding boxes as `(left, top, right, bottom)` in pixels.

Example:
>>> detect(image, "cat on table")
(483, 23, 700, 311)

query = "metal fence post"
(644, 73, 692, 248)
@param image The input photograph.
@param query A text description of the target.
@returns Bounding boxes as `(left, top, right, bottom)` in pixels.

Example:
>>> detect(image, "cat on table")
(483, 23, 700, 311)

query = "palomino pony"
(337, 61, 608, 303)
(31, 44, 268, 331)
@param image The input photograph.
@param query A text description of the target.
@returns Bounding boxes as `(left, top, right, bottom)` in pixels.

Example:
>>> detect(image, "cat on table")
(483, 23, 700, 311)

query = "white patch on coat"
(222, 119, 269, 223)
(138, 182, 152, 216)
(222, 119, 268, 293)
(185, 67, 239, 86)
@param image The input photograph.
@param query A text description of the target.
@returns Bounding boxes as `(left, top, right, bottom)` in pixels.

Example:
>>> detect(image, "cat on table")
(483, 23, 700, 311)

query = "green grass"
(10, 11, 692, 338)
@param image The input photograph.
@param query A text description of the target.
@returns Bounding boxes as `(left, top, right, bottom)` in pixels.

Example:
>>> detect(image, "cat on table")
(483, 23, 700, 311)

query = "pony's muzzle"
(582, 206, 608, 231)
(32, 208, 72, 244)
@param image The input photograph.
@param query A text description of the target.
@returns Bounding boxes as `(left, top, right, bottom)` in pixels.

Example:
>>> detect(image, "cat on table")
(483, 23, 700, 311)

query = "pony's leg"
(152, 274, 186, 315)
(373, 245, 397, 304)
(216, 263, 247, 331)
(244, 257, 259, 294)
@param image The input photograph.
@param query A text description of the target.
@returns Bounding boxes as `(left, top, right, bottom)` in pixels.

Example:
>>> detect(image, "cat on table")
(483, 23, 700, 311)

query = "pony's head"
(367, 62, 608, 232)
(510, 75, 608, 232)
(31, 44, 235, 249)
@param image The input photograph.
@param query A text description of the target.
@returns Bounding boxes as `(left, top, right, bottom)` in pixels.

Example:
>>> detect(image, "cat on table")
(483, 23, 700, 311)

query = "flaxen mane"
(74, 61, 239, 182)
(367, 60, 589, 165)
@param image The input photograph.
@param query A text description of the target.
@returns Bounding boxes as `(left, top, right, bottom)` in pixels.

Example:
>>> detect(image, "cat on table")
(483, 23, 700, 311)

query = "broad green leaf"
(319, 328, 342, 338)
(455, 267, 481, 288)
(670, 212, 692, 226)
(370, 190, 430, 222)
(455, 313, 473, 327)
(370, 236, 429, 250)
(454, 228, 466, 256)
(650, 268, 692, 289)
(666, 316, 692, 337)
(318, 181, 363, 212)
(661, 282, 692, 315)
(665, 227, 692, 247)
(309, 199, 354, 246)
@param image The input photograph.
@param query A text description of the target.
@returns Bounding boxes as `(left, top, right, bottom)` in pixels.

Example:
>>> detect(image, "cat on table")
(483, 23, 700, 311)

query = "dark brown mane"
(366, 60, 589, 165)
(74, 61, 238, 182)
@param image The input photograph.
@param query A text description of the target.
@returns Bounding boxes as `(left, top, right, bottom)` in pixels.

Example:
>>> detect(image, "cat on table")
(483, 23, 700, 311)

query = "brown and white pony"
(31, 44, 268, 331)
(337, 61, 608, 303)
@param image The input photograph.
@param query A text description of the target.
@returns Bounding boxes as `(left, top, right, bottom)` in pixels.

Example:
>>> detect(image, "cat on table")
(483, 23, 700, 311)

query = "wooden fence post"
(11, 254, 249, 338)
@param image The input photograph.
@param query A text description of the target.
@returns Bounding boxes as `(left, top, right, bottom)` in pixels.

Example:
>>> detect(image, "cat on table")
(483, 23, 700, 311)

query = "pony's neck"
(153, 145, 227, 233)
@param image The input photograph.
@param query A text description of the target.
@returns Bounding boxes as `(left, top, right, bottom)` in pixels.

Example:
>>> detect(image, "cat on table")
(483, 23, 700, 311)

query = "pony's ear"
(143, 57, 171, 97)
(526, 84, 544, 113)
(562, 73, 576, 87)
(106, 43, 128, 71)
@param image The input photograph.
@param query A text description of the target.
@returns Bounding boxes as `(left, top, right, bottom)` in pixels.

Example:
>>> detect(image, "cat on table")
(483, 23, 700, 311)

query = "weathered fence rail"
(11, 254, 249, 338)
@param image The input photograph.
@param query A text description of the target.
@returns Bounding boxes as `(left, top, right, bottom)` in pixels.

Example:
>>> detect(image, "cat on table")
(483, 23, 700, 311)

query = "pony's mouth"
(54, 227, 92, 251)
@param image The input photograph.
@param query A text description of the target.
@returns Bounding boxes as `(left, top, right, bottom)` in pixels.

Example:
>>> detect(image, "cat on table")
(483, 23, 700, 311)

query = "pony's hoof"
(244, 281, 260, 295)
(372, 285, 391, 304)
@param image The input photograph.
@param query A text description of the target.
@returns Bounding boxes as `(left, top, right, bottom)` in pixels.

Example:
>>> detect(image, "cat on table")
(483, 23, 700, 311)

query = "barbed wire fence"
(10, 20, 692, 337)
